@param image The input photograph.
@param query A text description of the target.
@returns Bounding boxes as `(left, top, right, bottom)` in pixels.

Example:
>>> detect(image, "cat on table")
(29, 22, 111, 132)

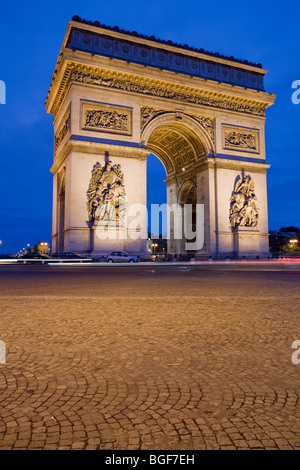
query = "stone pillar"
(51, 173, 58, 254)
(60, 148, 149, 258)
(195, 164, 215, 259)
(57, 193, 65, 253)
(165, 178, 179, 255)
(212, 163, 270, 259)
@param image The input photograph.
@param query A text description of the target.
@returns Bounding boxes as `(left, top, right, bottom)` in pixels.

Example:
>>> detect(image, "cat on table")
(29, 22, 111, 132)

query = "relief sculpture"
(87, 161, 126, 223)
(140, 107, 215, 143)
(225, 131, 257, 150)
(69, 70, 265, 117)
(140, 106, 167, 130)
(85, 109, 129, 132)
(230, 175, 259, 228)
(55, 112, 70, 151)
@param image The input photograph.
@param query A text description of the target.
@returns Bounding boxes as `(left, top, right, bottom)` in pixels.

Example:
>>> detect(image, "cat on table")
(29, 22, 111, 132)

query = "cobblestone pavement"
(0, 264, 300, 450)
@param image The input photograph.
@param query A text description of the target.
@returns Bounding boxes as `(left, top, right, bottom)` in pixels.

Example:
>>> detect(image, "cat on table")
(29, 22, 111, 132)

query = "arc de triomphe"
(46, 17, 275, 259)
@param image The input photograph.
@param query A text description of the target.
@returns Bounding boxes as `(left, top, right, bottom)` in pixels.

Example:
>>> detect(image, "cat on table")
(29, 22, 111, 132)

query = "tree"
(279, 226, 300, 233)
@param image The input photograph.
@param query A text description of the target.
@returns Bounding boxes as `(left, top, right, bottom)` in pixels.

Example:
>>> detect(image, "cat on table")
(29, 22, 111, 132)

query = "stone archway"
(46, 17, 275, 259)
(142, 114, 213, 258)
(142, 113, 215, 174)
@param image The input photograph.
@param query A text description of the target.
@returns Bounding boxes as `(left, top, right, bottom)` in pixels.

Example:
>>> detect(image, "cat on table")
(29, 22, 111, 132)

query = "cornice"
(69, 17, 264, 71)
(162, 155, 269, 182)
(64, 22, 266, 92)
(51, 139, 148, 174)
(212, 157, 270, 172)
(46, 60, 275, 119)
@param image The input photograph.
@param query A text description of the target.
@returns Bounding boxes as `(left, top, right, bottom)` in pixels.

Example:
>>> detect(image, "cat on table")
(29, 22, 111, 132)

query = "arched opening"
(146, 121, 206, 174)
(147, 153, 167, 239)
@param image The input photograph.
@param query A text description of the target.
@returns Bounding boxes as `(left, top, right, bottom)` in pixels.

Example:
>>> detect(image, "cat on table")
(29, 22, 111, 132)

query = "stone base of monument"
(85, 224, 148, 257)
(195, 251, 211, 261)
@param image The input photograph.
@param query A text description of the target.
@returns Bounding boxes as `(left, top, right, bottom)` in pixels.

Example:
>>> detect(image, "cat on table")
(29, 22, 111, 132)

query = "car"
(0, 254, 20, 264)
(0, 254, 19, 259)
(106, 251, 139, 263)
(53, 252, 91, 262)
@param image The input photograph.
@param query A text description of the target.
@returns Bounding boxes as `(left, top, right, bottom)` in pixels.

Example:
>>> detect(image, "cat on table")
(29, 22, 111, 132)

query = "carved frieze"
(87, 161, 127, 223)
(223, 125, 259, 153)
(55, 107, 71, 152)
(81, 101, 132, 135)
(229, 174, 259, 228)
(69, 69, 265, 118)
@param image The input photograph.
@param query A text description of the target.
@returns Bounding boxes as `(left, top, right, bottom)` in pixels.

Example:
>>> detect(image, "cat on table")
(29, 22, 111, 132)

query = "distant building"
(33, 242, 50, 254)
(147, 236, 168, 256)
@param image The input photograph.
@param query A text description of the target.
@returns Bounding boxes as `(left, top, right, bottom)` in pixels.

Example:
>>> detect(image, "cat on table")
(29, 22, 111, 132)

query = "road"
(0, 264, 299, 450)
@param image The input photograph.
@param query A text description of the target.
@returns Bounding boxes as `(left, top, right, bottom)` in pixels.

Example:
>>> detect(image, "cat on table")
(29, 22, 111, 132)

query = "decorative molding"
(140, 106, 167, 130)
(141, 106, 215, 143)
(55, 106, 71, 152)
(81, 101, 132, 135)
(68, 67, 266, 118)
(189, 114, 215, 142)
(87, 161, 127, 223)
(230, 174, 259, 228)
(223, 125, 260, 154)
(67, 25, 265, 91)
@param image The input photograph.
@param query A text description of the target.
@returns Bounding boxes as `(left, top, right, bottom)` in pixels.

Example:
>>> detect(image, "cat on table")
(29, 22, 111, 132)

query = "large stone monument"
(46, 16, 276, 259)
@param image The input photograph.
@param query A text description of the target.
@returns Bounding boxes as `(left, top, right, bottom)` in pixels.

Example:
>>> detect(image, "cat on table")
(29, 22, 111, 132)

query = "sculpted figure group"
(225, 131, 256, 150)
(87, 161, 126, 223)
(230, 174, 259, 228)
(85, 110, 129, 132)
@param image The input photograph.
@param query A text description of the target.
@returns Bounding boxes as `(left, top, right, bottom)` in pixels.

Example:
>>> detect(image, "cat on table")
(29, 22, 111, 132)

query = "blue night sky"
(0, 0, 299, 253)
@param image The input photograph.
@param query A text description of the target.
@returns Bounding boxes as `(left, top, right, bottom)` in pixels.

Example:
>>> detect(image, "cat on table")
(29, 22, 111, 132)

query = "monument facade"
(46, 17, 276, 258)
